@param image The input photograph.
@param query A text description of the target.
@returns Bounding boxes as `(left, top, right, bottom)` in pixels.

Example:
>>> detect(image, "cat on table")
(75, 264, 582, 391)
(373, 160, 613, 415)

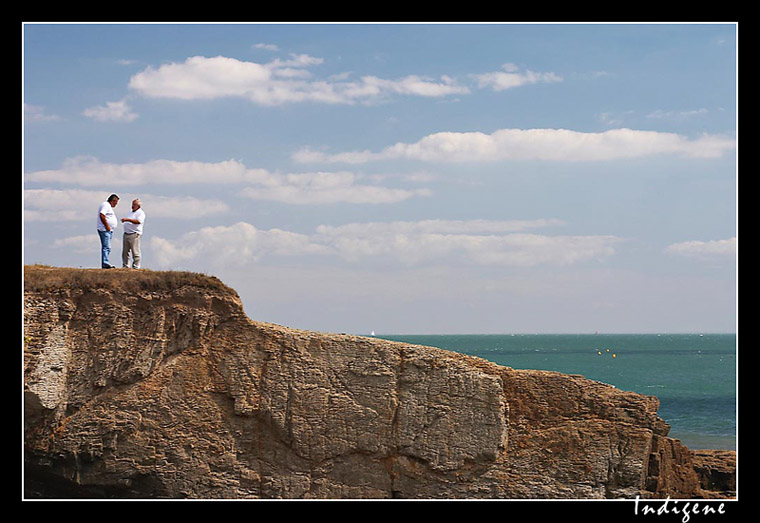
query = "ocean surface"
(377, 333, 737, 451)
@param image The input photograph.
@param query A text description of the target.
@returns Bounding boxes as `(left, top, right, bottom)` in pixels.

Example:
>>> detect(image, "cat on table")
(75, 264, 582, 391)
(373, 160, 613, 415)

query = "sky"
(22, 22, 737, 335)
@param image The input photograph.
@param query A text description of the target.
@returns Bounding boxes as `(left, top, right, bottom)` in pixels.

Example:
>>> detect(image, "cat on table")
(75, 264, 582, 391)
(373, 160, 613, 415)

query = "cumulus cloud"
(24, 188, 229, 222)
(24, 189, 108, 222)
(127, 55, 470, 106)
(666, 237, 736, 259)
(150, 218, 620, 269)
(294, 127, 736, 164)
(129, 56, 272, 100)
(473, 63, 563, 91)
(25, 157, 430, 205)
(151, 222, 331, 267)
(82, 99, 138, 122)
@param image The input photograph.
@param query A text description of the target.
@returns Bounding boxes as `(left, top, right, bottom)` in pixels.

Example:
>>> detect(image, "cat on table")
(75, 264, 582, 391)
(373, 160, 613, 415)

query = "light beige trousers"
(122, 233, 142, 269)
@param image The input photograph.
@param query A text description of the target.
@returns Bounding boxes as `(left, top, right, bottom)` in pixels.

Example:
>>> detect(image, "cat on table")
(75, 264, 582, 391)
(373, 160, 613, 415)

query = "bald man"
(121, 199, 146, 269)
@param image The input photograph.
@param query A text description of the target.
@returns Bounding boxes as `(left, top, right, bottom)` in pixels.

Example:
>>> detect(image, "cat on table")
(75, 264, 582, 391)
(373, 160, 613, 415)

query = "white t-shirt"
(123, 208, 145, 235)
(96, 201, 118, 232)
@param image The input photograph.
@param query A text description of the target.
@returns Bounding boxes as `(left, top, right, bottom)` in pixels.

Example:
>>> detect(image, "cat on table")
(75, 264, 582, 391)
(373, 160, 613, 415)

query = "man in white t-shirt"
(121, 198, 146, 269)
(96, 194, 119, 268)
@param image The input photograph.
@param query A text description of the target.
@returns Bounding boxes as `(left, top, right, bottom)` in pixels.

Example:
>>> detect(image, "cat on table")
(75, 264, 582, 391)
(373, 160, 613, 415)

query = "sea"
(376, 333, 737, 451)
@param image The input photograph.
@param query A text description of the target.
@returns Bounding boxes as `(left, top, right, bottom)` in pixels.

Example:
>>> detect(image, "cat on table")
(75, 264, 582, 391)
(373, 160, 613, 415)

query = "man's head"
(132, 199, 141, 211)
(107, 194, 119, 207)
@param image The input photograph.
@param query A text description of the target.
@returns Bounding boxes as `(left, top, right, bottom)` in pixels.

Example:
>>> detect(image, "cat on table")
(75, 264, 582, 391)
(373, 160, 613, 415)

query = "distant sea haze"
(378, 333, 737, 451)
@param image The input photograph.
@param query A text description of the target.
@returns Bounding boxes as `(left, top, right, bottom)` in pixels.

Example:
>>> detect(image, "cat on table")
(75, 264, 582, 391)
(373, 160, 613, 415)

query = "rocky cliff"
(23, 266, 736, 499)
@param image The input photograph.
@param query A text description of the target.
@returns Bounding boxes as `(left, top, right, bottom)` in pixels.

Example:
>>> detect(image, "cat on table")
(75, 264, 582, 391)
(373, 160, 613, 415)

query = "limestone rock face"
(23, 266, 736, 499)
(691, 450, 737, 498)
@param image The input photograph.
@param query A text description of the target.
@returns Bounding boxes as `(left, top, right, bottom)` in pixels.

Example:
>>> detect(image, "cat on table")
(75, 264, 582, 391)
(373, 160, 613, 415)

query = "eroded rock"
(23, 266, 736, 499)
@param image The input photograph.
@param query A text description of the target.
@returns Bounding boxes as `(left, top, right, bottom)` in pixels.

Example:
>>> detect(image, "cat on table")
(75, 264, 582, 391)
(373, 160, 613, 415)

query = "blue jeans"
(98, 230, 113, 267)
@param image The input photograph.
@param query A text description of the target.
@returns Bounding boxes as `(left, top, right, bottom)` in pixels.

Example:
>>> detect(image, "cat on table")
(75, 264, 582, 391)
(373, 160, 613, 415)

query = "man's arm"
(121, 217, 141, 224)
(100, 213, 111, 231)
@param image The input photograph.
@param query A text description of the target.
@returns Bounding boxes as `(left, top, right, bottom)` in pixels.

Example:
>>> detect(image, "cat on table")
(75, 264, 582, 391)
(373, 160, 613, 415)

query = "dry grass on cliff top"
(23, 265, 236, 295)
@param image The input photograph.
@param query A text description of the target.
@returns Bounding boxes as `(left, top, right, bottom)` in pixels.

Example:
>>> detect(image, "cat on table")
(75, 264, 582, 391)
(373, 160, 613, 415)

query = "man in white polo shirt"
(121, 198, 146, 269)
(96, 194, 119, 268)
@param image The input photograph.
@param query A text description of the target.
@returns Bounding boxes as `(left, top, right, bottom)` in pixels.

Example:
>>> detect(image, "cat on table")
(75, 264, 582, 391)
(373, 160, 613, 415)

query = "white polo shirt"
(123, 208, 146, 235)
(96, 201, 118, 232)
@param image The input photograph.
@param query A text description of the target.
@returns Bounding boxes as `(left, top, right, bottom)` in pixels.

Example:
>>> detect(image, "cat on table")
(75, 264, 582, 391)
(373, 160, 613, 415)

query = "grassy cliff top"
(23, 265, 237, 295)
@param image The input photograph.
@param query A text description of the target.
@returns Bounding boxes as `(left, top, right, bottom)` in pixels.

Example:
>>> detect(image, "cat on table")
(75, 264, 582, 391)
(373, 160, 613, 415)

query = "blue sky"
(23, 22, 737, 334)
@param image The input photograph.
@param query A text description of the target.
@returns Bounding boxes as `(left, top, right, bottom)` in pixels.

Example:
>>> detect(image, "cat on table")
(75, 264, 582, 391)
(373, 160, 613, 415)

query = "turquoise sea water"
(377, 334, 737, 451)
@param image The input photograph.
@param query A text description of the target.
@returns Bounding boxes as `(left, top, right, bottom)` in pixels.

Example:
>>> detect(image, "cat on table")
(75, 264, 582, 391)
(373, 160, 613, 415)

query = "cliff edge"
(23, 266, 736, 499)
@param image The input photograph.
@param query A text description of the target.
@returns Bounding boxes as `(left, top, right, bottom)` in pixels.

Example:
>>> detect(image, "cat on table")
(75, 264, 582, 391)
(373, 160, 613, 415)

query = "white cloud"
(150, 219, 619, 269)
(24, 103, 60, 122)
(51, 234, 99, 253)
(129, 56, 272, 100)
(363, 171, 437, 184)
(82, 99, 138, 123)
(147, 195, 229, 218)
(23, 188, 229, 221)
(267, 53, 324, 69)
(647, 108, 709, 119)
(24, 189, 106, 222)
(240, 171, 430, 204)
(314, 220, 617, 266)
(353, 74, 468, 98)
(292, 147, 378, 165)
(25, 158, 430, 205)
(25, 157, 256, 186)
(473, 63, 563, 91)
(597, 110, 634, 127)
(252, 43, 279, 51)
(151, 222, 331, 268)
(294, 127, 736, 164)
(328, 72, 352, 82)
(666, 237, 736, 259)
(127, 55, 469, 105)
(314, 218, 565, 237)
